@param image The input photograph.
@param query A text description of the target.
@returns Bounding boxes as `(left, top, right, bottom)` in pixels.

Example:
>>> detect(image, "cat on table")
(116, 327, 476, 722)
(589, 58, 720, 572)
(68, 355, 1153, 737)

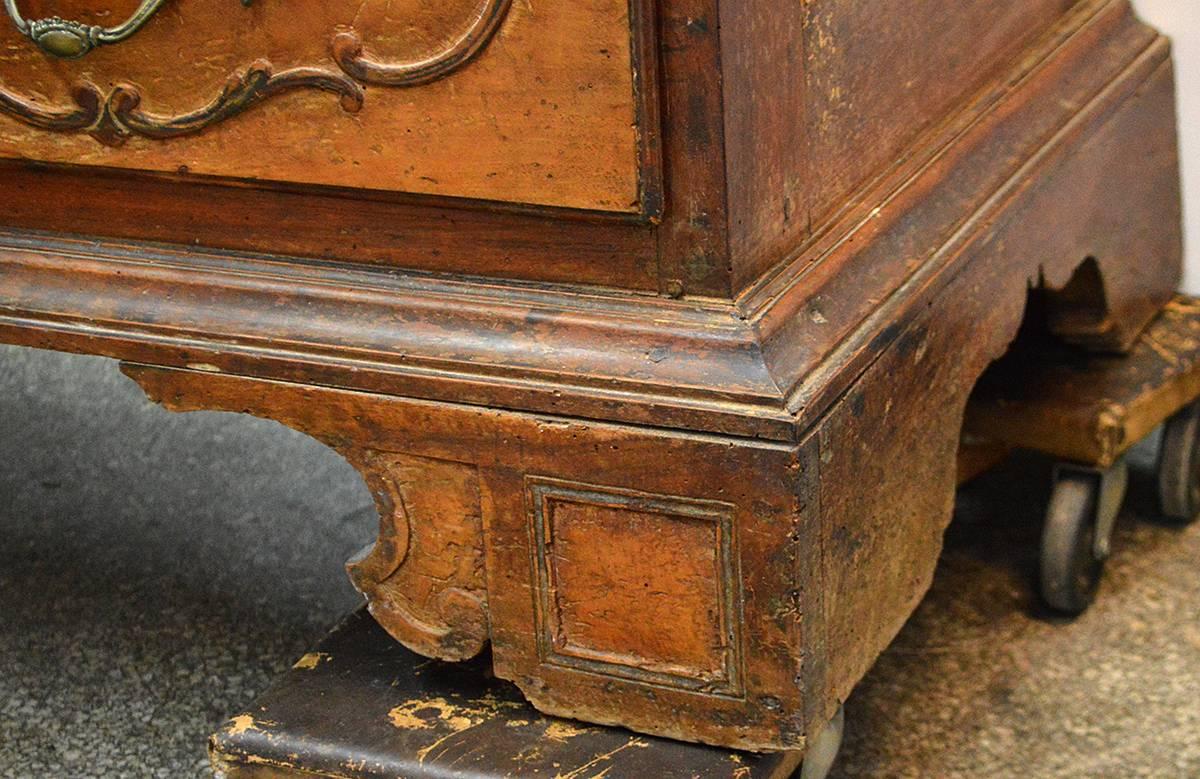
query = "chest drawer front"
(0, 0, 654, 214)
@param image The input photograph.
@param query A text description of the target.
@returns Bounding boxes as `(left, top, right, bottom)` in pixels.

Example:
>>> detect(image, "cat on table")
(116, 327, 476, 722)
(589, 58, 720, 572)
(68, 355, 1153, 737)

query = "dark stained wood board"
(965, 295, 1200, 467)
(209, 608, 801, 779)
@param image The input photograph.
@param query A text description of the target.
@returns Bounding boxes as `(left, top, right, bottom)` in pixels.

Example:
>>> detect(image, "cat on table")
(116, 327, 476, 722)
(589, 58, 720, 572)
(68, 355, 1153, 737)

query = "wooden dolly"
(209, 608, 842, 779)
(965, 294, 1200, 615)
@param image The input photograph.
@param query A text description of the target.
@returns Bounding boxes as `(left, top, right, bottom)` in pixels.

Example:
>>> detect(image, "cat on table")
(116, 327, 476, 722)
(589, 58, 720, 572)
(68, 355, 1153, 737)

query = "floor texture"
(1, 344, 1197, 778)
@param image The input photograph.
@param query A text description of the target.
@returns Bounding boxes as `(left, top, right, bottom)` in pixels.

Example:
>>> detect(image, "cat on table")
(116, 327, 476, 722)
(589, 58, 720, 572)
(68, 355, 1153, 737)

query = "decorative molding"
(0, 6, 1167, 442)
(0, 60, 363, 147)
(0, 0, 510, 143)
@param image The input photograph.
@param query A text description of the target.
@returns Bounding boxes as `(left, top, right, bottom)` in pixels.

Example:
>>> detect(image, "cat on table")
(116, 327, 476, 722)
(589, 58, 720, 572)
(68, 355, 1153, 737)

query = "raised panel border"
(525, 476, 744, 697)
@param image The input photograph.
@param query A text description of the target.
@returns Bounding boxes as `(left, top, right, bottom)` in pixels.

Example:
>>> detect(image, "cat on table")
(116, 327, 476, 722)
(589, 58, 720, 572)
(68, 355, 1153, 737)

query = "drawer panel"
(0, 0, 653, 214)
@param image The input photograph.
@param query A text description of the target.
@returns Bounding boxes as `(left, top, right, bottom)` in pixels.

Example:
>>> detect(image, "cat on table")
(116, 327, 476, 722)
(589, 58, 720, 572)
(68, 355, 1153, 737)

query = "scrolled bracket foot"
(121, 364, 491, 662)
(339, 448, 489, 662)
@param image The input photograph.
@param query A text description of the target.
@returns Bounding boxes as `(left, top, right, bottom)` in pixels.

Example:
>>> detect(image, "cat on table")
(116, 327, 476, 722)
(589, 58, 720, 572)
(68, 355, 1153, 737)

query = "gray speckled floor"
(1, 344, 1198, 778)
(0, 345, 373, 778)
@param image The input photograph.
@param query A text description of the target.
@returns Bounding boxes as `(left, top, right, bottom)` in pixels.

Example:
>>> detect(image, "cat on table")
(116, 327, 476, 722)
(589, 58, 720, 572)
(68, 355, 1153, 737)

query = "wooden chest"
(0, 0, 1184, 755)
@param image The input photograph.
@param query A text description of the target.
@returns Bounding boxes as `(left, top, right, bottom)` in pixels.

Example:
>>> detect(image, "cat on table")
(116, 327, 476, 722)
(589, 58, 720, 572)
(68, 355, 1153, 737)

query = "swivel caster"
(797, 704, 845, 779)
(1040, 460, 1128, 616)
(1158, 398, 1200, 524)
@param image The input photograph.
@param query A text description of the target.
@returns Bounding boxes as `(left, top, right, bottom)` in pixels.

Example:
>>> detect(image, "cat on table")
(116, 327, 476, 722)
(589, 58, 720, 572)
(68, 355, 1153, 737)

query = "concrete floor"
(1, 344, 1198, 777)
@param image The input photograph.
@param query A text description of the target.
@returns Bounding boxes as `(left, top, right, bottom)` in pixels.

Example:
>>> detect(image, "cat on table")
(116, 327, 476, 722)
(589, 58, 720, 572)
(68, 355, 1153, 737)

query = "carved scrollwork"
(342, 449, 490, 663)
(122, 361, 494, 664)
(0, 0, 512, 143)
(0, 60, 363, 146)
(331, 0, 512, 86)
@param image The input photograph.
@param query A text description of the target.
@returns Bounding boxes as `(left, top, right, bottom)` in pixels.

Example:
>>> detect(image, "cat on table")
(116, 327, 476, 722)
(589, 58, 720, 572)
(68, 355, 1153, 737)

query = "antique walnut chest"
(0, 0, 1184, 755)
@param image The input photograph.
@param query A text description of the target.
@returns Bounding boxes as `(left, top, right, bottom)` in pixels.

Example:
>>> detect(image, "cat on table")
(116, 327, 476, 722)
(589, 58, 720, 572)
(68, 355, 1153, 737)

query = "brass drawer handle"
(4, 0, 250, 59)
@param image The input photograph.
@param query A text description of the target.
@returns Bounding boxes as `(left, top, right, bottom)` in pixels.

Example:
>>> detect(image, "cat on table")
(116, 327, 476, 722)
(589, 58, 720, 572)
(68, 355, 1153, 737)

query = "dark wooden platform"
(965, 295, 1200, 468)
(209, 609, 800, 778)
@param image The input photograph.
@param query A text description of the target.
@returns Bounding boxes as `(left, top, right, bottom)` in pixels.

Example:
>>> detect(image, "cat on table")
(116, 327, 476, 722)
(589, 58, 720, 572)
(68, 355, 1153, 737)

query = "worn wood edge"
(0, 229, 795, 439)
(210, 754, 342, 779)
(118, 362, 796, 453)
(736, 0, 1124, 308)
(0, 310, 797, 442)
(654, 0, 734, 298)
(211, 744, 803, 779)
(495, 692, 809, 755)
(0, 2, 1169, 444)
(628, 0, 666, 222)
(0, 155, 656, 226)
(0, 159, 663, 292)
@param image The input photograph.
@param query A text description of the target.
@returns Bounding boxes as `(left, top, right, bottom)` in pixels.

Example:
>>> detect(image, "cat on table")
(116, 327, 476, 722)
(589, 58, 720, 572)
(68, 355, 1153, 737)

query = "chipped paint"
(385, 697, 492, 764)
(553, 737, 650, 779)
(544, 721, 593, 742)
(292, 652, 331, 670)
(226, 715, 258, 737)
(387, 697, 479, 732)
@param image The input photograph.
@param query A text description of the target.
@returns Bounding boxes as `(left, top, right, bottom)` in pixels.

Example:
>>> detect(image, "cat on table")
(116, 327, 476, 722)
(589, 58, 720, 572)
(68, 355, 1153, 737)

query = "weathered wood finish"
(0, 0, 1185, 755)
(721, 0, 1079, 290)
(0, 0, 651, 213)
(123, 363, 808, 749)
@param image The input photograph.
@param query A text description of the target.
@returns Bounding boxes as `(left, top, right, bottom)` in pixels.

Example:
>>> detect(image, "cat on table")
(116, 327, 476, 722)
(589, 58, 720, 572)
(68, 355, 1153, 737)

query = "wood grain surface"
(0, 0, 1187, 756)
(721, 0, 1078, 290)
(0, 0, 648, 212)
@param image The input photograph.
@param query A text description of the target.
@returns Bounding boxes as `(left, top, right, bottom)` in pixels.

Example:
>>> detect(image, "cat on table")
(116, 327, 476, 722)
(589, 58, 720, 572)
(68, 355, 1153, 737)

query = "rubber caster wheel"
(797, 705, 844, 779)
(1040, 461, 1127, 616)
(1158, 399, 1200, 524)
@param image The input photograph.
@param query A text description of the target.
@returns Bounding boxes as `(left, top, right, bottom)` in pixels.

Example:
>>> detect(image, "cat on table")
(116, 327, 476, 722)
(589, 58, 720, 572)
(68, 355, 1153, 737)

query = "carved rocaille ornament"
(339, 448, 490, 663)
(0, 0, 512, 144)
(1, 61, 364, 147)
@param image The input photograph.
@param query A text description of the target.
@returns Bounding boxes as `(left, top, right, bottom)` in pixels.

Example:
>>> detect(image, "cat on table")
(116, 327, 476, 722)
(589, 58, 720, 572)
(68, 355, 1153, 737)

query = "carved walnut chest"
(0, 0, 1184, 755)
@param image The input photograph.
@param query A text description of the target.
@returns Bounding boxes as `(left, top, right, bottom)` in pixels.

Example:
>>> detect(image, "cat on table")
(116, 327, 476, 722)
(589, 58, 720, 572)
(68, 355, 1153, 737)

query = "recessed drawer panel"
(0, 0, 653, 214)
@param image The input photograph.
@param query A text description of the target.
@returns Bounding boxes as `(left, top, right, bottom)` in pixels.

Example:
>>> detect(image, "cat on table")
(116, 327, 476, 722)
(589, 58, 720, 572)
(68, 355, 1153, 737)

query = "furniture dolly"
(966, 294, 1200, 615)
(0, 0, 1186, 775)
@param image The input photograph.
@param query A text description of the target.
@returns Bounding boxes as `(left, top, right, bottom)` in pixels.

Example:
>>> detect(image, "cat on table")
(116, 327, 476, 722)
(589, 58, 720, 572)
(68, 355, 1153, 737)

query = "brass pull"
(3, 0, 251, 59)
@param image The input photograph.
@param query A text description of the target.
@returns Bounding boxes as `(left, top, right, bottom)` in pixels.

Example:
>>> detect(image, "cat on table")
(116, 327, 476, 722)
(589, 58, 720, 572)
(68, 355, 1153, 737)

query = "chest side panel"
(724, 0, 1080, 290)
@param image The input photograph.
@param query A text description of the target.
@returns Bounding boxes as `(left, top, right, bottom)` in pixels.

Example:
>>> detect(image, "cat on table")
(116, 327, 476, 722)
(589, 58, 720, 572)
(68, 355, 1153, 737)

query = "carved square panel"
(526, 478, 743, 696)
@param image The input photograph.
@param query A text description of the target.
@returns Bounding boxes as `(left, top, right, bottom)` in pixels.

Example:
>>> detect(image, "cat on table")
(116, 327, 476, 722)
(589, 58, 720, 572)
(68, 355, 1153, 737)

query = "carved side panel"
(527, 478, 742, 696)
(342, 449, 489, 662)
(120, 363, 806, 750)
(122, 362, 490, 663)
